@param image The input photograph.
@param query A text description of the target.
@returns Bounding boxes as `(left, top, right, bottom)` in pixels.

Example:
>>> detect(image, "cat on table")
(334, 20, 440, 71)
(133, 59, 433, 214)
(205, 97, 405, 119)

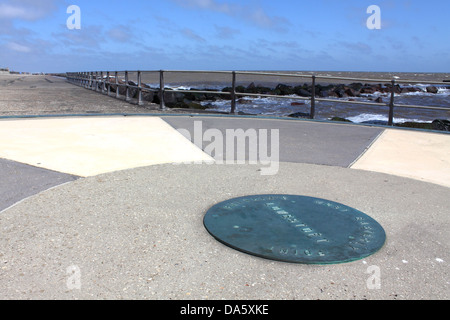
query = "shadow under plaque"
(203, 195, 386, 265)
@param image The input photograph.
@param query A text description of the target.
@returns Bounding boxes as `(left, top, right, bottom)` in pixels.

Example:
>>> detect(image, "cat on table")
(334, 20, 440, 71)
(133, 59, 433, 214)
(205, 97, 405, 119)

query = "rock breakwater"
(96, 76, 442, 110)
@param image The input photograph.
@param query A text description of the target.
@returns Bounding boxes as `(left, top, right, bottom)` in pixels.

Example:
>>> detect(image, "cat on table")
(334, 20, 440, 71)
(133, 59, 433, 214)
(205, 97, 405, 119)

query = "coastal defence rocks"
(432, 119, 450, 131)
(93, 78, 447, 123)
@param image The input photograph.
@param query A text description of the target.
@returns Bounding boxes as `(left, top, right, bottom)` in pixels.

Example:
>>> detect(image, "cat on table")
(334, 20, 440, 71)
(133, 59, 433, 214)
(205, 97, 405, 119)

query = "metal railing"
(66, 70, 449, 126)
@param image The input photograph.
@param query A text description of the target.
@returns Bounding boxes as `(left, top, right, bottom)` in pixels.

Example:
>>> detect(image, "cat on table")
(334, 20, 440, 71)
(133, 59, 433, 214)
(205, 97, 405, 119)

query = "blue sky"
(0, 0, 449, 73)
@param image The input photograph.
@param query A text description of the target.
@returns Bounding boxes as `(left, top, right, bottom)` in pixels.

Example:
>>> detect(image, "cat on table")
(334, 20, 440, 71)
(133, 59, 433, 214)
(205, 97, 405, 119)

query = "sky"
(0, 0, 449, 73)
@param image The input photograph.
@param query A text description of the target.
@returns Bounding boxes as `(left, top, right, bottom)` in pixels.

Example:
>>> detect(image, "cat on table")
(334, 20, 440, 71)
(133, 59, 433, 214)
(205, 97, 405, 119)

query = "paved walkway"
(0, 75, 449, 300)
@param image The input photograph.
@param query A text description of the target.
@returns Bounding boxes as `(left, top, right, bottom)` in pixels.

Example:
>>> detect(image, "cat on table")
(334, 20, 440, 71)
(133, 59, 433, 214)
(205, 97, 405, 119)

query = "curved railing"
(66, 70, 449, 126)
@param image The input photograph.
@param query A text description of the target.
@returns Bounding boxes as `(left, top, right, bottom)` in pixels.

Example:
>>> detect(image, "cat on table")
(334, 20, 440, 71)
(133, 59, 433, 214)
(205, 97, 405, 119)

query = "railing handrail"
(67, 69, 449, 85)
(65, 70, 450, 126)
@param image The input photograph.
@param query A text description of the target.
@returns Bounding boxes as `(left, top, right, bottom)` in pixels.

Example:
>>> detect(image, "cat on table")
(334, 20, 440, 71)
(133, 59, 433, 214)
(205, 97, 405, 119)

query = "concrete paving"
(0, 75, 449, 300)
(0, 117, 213, 177)
(0, 74, 157, 116)
(351, 129, 450, 188)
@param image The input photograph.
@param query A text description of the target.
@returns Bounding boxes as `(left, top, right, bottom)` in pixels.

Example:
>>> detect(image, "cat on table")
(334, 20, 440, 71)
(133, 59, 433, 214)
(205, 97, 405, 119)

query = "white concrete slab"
(351, 129, 450, 188)
(0, 116, 213, 177)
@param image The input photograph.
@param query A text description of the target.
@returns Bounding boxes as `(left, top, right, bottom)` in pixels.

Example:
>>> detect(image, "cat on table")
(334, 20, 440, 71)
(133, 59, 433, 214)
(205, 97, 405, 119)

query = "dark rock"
(254, 85, 273, 95)
(396, 122, 433, 129)
(349, 83, 363, 91)
(344, 87, 357, 97)
(291, 102, 306, 106)
(164, 90, 185, 104)
(325, 90, 339, 98)
(432, 119, 450, 131)
(164, 100, 206, 109)
(383, 84, 402, 94)
(238, 98, 252, 104)
(319, 90, 330, 98)
(288, 112, 310, 118)
(360, 86, 375, 94)
(274, 84, 295, 95)
(334, 86, 347, 98)
(246, 82, 256, 91)
(235, 85, 246, 93)
(295, 88, 311, 97)
(362, 120, 389, 125)
(142, 91, 155, 102)
(402, 86, 422, 93)
(330, 117, 352, 122)
(426, 86, 438, 94)
(118, 81, 128, 95)
(374, 97, 383, 103)
(118, 80, 139, 99)
(187, 101, 207, 110)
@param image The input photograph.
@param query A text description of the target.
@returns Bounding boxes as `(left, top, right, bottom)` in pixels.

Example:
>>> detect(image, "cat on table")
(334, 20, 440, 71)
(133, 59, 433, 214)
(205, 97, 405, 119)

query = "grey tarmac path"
(162, 115, 384, 167)
(0, 159, 78, 213)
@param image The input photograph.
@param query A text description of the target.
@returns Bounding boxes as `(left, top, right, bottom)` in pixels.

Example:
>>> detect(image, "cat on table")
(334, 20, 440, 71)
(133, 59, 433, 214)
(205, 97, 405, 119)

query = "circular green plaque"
(203, 195, 386, 264)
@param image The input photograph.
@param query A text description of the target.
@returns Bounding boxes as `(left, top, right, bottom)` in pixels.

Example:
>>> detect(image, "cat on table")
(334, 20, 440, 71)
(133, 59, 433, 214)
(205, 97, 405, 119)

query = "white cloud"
(0, 4, 30, 20)
(108, 25, 135, 43)
(215, 25, 240, 39)
(6, 42, 32, 53)
(338, 41, 373, 55)
(181, 28, 206, 42)
(175, 0, 231, 13)
(0, 0, 57, 21)
(172, 0, 290, 31)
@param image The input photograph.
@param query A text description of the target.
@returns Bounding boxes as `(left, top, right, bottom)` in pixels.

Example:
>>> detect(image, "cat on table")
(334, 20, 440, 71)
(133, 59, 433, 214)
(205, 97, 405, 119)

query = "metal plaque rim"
(203, 194, 386, 265)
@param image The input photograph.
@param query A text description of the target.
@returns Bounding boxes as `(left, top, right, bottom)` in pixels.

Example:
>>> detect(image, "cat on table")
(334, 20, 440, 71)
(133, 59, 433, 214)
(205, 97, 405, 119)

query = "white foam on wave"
(346, 113, 431, 124)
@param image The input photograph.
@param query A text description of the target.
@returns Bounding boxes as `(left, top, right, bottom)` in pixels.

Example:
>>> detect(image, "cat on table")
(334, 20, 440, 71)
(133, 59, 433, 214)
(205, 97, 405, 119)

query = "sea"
(139, 71, 450, 124)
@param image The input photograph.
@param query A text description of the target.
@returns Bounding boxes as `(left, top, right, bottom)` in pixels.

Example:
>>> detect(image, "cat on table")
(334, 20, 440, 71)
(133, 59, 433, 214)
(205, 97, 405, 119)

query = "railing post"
(388, 79, 396, 126)
(107, 71, 111, 95)
(115, 71, 119, 98)
(95, 71, 99, 92)
(159, 70, 166, 110)
(101, 71, 106, 93)
(230, 71, 237, 114)
(310, 75, 316, 119)
(125, 71, 130, 101)
(137, 70, 143, 105)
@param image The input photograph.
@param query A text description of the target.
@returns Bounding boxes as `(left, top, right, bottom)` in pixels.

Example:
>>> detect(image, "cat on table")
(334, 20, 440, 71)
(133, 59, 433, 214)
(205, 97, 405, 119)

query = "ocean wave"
(346, 113, 431, 124)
